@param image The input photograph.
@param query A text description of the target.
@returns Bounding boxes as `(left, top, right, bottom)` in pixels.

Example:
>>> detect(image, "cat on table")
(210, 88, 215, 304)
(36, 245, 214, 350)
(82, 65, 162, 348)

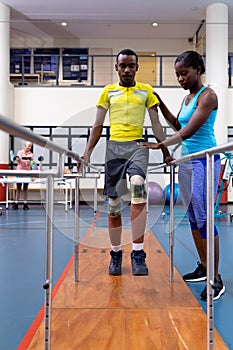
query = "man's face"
(115, 54, 138, 87)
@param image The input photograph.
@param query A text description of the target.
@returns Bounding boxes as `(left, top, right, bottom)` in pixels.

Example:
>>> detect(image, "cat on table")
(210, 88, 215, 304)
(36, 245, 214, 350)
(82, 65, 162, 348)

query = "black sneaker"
(109, 250, 122, 275)
(12, 202, 18, 210)
(200, 274, 225, 301)
(131, 250, 149, 276)
(23, 203, 29, 210)
(183, 262, 207, 282)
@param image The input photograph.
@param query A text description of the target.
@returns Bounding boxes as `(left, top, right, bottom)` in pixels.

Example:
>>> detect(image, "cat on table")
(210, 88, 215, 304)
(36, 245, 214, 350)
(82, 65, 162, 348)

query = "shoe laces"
(132, 251, 146, 265)
(196, 262, 205, 272)
(213, 275, 223, 289)
(110, 252, 121, 266)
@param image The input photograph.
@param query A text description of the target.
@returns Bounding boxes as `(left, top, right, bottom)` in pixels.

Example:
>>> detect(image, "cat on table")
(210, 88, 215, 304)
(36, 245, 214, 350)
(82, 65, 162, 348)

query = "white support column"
(206, 3, 228, 146)
(0, 2, 14, 201)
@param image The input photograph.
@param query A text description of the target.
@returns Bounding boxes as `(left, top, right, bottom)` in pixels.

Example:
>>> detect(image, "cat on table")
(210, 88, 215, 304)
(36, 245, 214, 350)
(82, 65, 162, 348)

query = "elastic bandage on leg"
(108, 197, 121, 218)
(130, 175, 146, 204)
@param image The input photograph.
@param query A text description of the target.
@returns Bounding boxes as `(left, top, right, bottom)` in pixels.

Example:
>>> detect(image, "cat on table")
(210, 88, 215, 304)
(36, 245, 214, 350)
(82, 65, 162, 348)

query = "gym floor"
(0, 202, 232, 349)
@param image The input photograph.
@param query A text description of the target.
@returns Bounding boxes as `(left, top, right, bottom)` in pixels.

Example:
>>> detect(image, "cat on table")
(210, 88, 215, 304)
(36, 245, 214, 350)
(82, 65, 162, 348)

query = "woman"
(12, 141, 34, 210)
(139, 50, 225, 301)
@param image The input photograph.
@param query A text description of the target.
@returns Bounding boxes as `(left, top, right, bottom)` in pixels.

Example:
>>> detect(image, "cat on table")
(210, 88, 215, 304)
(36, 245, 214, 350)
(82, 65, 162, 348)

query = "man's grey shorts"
(104, 140, 149, 198)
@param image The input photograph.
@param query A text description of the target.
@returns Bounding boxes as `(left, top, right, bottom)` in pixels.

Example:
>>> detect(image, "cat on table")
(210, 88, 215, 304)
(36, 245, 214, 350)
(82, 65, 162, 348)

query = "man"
(79, 49, 170, 276)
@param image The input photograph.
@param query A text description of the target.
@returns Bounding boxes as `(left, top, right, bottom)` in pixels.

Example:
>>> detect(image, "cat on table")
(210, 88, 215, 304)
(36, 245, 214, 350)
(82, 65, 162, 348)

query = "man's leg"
(108, 197, 122, 275)
(130, 175, 148, 275)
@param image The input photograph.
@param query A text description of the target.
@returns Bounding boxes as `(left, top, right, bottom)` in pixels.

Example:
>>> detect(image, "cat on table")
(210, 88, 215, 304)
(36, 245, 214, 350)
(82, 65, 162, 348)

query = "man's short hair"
(116, 49, 138, 63)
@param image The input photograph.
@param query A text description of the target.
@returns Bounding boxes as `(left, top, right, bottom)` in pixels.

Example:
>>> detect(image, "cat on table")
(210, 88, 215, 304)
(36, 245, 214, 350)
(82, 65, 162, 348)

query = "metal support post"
(145, 173, 149, 233)
(206, 153, 215, 350)
(74, 177, 80, 282)
(65, 184, 68, 212)
(94, 177, 98, 228)
(43, 175, 54, 350)
(169, 164, 175, 282)
(94, 177, 98, 229)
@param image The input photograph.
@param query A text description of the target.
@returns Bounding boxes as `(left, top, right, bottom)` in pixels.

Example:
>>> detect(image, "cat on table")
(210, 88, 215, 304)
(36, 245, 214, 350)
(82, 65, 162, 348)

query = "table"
(0, 177, 73, 211)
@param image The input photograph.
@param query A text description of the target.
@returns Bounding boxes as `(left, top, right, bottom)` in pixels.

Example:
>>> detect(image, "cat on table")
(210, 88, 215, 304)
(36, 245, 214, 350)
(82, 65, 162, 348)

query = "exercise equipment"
(164, 183, 182, 204)
(215, 152, 233, 220)
(38, 155, 44, 162)
(30, 160, 38, 170)
(9, 150, 19, 162)
(147, 181, 164, 204)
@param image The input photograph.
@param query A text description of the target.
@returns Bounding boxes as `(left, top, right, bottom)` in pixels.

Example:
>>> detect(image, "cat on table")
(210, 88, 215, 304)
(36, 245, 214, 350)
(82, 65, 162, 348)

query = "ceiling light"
(61, 21, 68, 27)
(152, 22, 158, 27)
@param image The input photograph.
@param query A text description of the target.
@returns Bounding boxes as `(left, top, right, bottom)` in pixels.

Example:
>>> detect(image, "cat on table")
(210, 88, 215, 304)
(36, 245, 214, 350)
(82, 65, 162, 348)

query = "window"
(62, 48, 88, 81)
(10, 48, 31, 74)
(33, 48, 60, 79)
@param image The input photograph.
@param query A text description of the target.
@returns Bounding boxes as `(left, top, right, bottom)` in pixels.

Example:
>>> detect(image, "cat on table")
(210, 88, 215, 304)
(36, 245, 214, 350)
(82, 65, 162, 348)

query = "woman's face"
(24, 143, 32, 152)
(175, 61, 200, 90)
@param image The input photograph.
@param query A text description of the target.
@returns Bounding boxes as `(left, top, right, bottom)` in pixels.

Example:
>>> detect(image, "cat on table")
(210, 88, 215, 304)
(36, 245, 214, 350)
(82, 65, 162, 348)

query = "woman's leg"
(15, 183, 22, 202)
(23, 183, 29, 203)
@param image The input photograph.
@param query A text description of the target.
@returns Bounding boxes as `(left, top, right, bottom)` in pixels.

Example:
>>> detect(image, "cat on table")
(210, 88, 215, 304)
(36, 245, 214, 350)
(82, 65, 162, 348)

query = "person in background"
(78, 49, 170, 276)
(12, 141, 34, 210)
(139, 50, 225, 301)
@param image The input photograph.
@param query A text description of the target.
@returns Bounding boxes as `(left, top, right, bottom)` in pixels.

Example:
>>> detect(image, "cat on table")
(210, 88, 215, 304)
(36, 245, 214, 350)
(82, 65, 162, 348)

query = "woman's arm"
(154, 91, 181, 131)
(148, 105, 171, 159)
(140, 88, 218, 150)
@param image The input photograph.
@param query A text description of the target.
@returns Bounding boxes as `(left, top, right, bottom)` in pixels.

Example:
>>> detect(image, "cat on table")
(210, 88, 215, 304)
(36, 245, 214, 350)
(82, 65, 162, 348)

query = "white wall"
(14, 86, 233, 127)
(80, 38, 191, 55)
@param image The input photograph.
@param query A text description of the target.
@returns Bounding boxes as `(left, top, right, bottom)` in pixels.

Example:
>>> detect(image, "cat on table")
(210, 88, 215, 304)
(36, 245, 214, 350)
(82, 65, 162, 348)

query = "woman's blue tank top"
(178, 86, 217, 156)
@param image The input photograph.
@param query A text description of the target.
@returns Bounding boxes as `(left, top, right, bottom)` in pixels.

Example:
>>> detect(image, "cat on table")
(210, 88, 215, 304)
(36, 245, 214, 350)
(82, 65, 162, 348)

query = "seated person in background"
(12, 141, 34, 210)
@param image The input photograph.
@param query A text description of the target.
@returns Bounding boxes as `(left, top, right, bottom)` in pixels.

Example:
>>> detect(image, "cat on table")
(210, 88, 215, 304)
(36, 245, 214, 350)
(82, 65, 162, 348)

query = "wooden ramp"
(28, 229, 227, 350)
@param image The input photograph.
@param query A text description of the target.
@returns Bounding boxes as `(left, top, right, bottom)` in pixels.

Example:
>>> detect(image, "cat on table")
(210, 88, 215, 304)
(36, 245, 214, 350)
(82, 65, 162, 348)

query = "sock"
(132, 242, 144, 251)
(111, 245, 121, 252)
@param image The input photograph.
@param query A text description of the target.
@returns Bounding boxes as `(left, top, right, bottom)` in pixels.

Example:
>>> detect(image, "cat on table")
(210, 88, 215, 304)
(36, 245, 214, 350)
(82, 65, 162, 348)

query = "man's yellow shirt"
(96, 82, 159, 141)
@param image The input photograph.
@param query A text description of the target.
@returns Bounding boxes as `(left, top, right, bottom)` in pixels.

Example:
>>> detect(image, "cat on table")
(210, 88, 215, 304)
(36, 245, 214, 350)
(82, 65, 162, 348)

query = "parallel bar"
(1, 115, 233, 350)
(0, 115, 101, 350)
(206, 153, 215, 350)
(94, 177, 98, 228)
(0, 169, 58, 178)
(43, 175, 54, 350)
(169, 164, 175, 282)
(0, 113, 101, 171)
(74, 177, 80, 282)
(0, 114, 68, 156)
(171, 141, 233, 165)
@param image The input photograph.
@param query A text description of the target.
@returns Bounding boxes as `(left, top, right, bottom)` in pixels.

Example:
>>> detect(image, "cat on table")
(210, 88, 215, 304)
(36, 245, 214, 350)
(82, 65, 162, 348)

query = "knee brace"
(108, 197, 121, 218)
(130, 175, 146, 204)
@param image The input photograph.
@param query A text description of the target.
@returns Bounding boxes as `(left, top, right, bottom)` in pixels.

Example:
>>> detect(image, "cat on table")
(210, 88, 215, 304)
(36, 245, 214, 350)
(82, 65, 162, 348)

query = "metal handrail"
(0, 113, 101, 350)
(0, 113, 100, 174)
(148, 141, 233, 350)
(1, 112, 233, 350)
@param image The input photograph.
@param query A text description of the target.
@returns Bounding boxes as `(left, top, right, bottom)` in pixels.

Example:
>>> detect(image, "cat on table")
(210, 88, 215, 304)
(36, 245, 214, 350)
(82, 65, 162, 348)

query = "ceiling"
(2, 0, 233, 41)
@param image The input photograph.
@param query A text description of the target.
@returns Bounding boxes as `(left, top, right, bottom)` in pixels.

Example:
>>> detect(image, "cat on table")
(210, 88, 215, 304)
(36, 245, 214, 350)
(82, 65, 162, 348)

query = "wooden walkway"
(28, 229, 228, 349)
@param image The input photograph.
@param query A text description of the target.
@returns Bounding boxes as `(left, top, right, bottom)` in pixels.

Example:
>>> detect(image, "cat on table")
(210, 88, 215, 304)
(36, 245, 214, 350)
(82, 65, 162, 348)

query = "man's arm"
(148, 105, 171, 159)
(81, 106, 107, 164)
